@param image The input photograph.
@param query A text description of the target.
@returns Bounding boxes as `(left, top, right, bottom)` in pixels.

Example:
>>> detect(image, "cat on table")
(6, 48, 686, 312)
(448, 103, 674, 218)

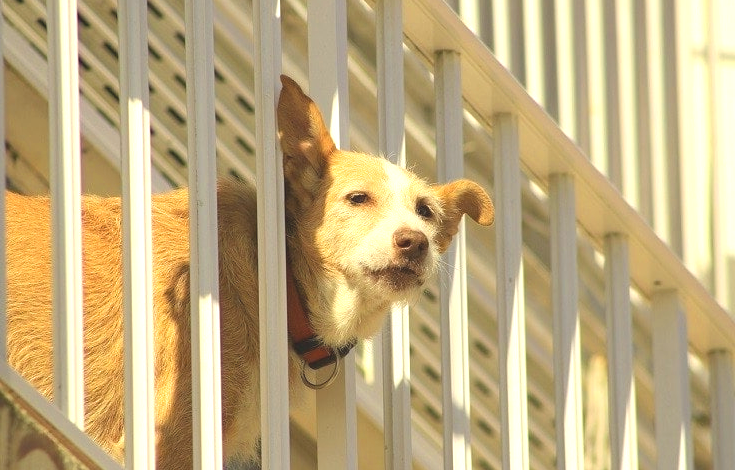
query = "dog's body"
(5, 76, 493, 468)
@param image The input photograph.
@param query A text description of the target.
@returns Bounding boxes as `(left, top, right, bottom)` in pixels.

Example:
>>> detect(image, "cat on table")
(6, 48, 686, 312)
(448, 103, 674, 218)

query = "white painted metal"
(549, 173, 584, 470)
(658, 0, 684, 257)
(491, 0, 524, 80)
(117, 0, 155, 467)
(708, 0, 734, 313)
(185, 0, 223, 467)
(614, 0, 640, 210)
(521, 0, 541, 104)
(253, 1, 290, 468)
(47, 0, 84, 429)
(652, 289, 693, 470)
(645, 0, 669, 247)
(435, 49, 472, 470)
(631, 0, 652, 225)
(603, 233, 638, 470)
(458, 0, 491, 45)
(0, 1, 7, 363)
(522, 0, 554, 113)
(554, 0, 589, 154)
(493, 112, 529, 470)
(584, 0, 607, 175)
(315, 359, 357, 470)
(600, 0, 622, 190)
(403, 0, 733, 354)
(709, 349, 735, 469)
(376, 1, 412, 469)
(306, 1, 358, 468)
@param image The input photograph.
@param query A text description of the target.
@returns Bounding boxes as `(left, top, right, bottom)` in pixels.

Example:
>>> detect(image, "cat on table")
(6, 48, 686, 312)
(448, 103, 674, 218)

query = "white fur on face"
(348, 160, 438, 278)
(324, 156, 441, 295)
(300, 152, 446, 344)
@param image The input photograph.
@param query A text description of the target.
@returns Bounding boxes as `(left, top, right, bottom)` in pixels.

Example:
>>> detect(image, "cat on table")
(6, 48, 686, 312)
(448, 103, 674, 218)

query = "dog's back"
(7, 190, 130, 459)
(5, 178, 263, 467)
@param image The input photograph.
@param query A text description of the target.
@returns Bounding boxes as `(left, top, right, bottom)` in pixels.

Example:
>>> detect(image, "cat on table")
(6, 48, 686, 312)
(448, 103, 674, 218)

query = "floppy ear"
(433, 179, 494, 253)
(278, 75, 337, 210)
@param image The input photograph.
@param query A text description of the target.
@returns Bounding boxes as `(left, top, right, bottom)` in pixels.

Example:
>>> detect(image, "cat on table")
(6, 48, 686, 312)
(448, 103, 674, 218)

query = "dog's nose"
(393, 228, 428, 262)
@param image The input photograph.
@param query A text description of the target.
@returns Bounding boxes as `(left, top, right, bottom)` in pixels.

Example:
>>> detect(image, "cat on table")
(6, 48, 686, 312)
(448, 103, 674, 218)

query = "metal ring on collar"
(300, 354, 341, 390)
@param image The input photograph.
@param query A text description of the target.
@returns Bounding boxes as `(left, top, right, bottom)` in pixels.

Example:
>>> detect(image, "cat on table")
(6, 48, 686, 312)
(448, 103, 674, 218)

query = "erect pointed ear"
(433, 179, 494, 253)
(278, 75, 337, 190)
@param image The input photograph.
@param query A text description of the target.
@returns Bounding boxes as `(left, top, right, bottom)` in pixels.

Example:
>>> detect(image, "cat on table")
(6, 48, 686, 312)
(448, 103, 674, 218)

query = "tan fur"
(5, 75, 493, 468)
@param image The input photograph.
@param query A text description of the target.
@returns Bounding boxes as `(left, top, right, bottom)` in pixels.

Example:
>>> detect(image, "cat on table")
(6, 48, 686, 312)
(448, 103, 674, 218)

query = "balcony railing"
(1, 0, 733, 469)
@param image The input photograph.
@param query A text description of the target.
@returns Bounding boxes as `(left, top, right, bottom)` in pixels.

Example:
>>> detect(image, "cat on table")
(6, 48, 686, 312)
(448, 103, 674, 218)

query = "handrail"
(402, 0, 734, 355)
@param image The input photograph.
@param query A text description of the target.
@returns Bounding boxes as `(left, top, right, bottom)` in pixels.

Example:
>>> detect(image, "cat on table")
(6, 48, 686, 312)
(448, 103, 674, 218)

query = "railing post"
(709, 349, 735, 469)
(376, 1, 412, 468)
(435, 49, 472, 470)
(549, 173, 584, 470)
(522, 0, 555, 113)
(253, 1, 290, 468)
(47, 0, 84, 429)
(652, 289, 692, 470)
(307, 0, 358, 468)
(118, 0, 156, 466)
(651, 290, 694, 470)
(185, 0, 222, 467)
(601, 0, 622, 190)
(494, 112, 529, 470)
(0, 8, 5, 365)
(555, 0, 589, 153)
(491, 0, 524, 80)
(603, 233, 638, 470)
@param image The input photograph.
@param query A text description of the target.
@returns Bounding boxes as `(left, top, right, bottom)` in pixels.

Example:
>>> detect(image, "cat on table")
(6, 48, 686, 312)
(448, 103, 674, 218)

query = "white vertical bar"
(306, 1, 358, 468)
(118, 0, 155, 467)
(435, 50, 472, 470)
(615, 0, 641, 210)
(492, 0, 525, 80)
(586, 0, 607, 173)
(47, 0, 84, 428)
(651, 289, 692, 470)
(632, 0, 653, 224)
(458, 0, 492, 46)
(603, 233, 638, 470)
(709, 0, 734, 313)
(659, 0, 684, 256)
(524, 0, 561, 118)
(376, 1, 411, 468)
(549, 174, 584, 470)
(601, 0, 622, 189)
(523, 0, 549, 108)
(0, 9, 6, 365)
(646, 0, 669, 248)
(493, 113, 529, 470)
(709, 349, 735, 470)
(185, 0, 222, 468)
(555, 0, 589, 152)
(253, 1, 289, 468)
(554, 0, 575, 135)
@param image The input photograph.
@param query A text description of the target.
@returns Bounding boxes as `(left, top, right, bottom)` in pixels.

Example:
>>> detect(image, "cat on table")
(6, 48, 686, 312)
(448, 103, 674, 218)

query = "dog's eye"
(416, 202, 434, 219)
(347, 192, 369, 205)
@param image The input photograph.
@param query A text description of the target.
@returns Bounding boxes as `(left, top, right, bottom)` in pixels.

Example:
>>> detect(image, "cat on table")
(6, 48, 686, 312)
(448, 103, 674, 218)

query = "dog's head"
(277, 75, 494, 345)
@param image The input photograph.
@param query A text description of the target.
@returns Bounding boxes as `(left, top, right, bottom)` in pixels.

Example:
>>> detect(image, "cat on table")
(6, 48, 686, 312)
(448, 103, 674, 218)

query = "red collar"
(287, 263, 355, 370)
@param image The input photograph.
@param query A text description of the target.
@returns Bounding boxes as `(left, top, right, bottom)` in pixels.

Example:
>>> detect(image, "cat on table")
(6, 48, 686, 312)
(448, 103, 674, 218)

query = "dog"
(5, 75, 494, 468)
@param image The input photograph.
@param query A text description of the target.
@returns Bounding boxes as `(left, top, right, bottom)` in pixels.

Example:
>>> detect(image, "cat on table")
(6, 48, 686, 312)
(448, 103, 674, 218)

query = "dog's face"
(277, 76, 494, 344)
